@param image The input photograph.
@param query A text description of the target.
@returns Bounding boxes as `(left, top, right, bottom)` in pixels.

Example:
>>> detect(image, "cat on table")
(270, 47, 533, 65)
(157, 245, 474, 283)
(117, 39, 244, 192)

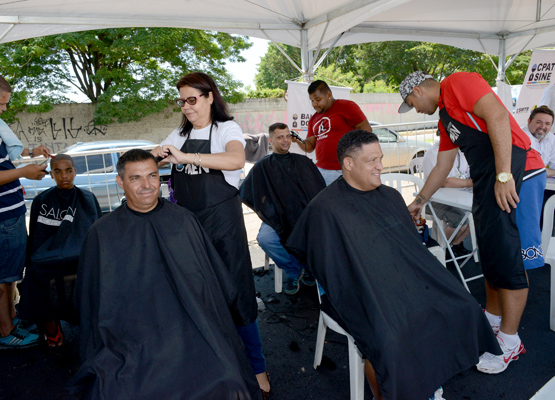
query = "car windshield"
(73, 154, 113, 174)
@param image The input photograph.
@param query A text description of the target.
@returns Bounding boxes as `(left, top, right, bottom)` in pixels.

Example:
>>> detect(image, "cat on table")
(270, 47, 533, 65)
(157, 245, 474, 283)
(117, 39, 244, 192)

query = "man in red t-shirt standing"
(292, 80, 372, 185)
(398, 71, 546, 375)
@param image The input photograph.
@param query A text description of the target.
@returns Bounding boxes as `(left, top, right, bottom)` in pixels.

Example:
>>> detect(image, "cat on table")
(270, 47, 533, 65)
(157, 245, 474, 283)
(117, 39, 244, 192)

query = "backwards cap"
(398, 71, 433, 114)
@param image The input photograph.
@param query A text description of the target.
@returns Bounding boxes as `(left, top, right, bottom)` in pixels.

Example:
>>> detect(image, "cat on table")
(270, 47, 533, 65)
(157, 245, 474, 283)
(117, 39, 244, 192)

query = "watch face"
(498, 173, 509, 182)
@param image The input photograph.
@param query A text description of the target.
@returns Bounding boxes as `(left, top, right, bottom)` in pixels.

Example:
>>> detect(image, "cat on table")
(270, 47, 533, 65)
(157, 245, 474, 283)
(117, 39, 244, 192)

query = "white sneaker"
(429, 387, 445, 400)
(476, 336, 525, 374)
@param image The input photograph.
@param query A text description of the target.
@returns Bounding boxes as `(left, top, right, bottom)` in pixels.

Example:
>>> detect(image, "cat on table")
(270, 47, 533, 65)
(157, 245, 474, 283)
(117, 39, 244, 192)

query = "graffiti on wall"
(235, 110, 287, 134)
(10, 117, 109, 152)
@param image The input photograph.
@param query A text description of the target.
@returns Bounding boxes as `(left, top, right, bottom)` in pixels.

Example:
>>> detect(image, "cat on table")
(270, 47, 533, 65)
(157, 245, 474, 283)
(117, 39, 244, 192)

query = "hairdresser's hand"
(21, 164, 48, 180)
(159, 145, 193, 165)
(33, 145, 51, 159)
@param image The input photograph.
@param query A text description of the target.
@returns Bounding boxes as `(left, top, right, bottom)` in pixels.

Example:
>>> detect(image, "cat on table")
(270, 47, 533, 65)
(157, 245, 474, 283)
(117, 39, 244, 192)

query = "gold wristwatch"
(496, 172, 513, 183)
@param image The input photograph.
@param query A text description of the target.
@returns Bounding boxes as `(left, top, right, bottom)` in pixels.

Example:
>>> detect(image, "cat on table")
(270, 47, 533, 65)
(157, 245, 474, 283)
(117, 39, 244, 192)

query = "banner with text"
(286, 81, 351, 158)
(514, 49, 555, 128)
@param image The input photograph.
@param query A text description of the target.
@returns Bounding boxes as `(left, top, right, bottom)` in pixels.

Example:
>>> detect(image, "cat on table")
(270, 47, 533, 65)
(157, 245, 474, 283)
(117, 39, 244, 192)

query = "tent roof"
(0, 0, 554, 57)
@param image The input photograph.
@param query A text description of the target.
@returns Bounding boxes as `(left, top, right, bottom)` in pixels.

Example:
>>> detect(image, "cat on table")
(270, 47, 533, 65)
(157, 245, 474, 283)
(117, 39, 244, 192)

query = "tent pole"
(496, 38, 506, 82)
(261, 30, 303, 74)
(301, 29, 313, 82)
(0, 24, 14, 41)
(313, 32, 345, 70)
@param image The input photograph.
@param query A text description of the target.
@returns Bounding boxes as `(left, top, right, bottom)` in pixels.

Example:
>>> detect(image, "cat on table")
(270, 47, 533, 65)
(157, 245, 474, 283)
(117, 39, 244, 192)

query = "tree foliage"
(0, 28, 251, 124)
(254, 40, 531, 94)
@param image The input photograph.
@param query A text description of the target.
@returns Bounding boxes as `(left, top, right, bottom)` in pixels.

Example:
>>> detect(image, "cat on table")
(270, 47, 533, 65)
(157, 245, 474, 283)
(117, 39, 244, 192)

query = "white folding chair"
(313, 289, 365, 400)
(540, 194, 555, 332)
(263, 254, 283, 294)
(409, 157, 425, 180)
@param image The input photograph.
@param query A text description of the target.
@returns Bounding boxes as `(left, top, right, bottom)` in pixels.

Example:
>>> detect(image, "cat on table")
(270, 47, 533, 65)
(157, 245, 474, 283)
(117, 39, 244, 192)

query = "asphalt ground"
(1, 252, 553, 400)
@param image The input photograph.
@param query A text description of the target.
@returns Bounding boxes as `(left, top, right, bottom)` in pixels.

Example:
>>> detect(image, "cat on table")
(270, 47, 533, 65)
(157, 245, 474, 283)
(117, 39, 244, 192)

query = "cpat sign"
(514, 49, 555, 127)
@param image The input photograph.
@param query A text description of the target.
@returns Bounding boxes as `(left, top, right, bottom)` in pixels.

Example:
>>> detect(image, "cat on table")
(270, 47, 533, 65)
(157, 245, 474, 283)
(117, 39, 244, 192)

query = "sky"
(225, 37, 269, 90)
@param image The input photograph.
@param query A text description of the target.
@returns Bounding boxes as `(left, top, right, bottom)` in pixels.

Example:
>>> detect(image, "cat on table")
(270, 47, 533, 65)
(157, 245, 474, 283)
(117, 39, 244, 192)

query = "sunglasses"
(176, 94, 206, 107)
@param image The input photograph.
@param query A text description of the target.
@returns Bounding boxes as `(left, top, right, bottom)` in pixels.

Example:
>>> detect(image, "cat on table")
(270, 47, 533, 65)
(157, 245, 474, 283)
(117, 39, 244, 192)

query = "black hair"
(307, 80, 331, 95)
(116, 149, 156, 177)
(268, 122, 289, 136)
(50, 154, 75, 169)
(0, 76, 11, 94)
(337, 130, 379, 166)
(176, 72, 233, 139)
(530, 106, 554, 122)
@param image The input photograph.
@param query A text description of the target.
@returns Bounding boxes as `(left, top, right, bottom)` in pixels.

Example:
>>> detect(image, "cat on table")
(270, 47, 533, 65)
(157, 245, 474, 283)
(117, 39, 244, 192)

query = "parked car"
(18, 140, 171, 213)
(370, 122, 433, 172)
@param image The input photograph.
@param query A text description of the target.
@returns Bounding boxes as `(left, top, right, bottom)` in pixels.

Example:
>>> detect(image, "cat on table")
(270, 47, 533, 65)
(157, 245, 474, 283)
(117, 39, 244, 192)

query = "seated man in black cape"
(240, 122, 325, 294)
(67, 149, 261, 400)
(19, 154, 102, 347)
(286, 130, 501, 400)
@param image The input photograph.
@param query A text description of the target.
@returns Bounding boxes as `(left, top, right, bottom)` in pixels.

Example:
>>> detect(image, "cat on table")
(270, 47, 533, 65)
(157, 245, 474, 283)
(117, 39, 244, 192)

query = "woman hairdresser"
(152, 72, 270, 398)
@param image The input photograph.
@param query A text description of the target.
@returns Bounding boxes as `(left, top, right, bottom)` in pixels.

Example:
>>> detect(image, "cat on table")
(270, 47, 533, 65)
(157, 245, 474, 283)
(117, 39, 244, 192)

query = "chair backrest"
(541, 194, 555, 253)
(409, 157, 425, 180)
(381, 172, 425, 193)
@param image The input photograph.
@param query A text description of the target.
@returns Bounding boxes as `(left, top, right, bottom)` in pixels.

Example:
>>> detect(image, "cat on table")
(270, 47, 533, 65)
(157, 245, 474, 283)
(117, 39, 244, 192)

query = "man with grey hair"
(521, 106, 555, 177)
(399, 71, 546, 374)
(0, 75, 50, 349)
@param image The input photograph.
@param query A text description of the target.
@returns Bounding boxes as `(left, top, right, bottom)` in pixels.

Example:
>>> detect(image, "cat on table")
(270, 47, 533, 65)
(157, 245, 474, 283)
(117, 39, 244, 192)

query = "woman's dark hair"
(176, 72, 233, 138)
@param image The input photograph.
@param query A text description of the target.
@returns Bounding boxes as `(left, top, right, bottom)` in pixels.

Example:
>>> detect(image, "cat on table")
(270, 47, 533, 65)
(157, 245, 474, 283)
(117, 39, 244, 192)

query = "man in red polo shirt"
(399, 71, 546, 375)
(292, 80, 372, 185)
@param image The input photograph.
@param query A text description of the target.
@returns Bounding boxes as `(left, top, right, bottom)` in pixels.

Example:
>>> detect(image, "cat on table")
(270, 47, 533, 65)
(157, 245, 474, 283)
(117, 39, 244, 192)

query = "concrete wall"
(10, 93, 438, 152)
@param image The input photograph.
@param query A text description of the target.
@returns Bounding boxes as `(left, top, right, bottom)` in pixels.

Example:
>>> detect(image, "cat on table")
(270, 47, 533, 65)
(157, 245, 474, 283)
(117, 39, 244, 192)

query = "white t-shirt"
(161, 120, 246, 189)
(422, 141, 470, 180)
(540, 85, 555, 122)
(521, 125, 555, 169)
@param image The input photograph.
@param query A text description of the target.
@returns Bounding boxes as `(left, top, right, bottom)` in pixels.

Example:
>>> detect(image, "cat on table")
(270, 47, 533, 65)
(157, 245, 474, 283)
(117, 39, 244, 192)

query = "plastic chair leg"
(275, 265, 283, 294)
(549, 257, 555, 332)
(313, 313, 327, 369)
(347, 338, 365, 400)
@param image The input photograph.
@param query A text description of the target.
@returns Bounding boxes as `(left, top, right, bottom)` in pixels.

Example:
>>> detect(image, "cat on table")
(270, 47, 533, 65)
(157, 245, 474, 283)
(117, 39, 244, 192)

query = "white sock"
(484, 310, 502, 327)
(497, 330, 520, 349)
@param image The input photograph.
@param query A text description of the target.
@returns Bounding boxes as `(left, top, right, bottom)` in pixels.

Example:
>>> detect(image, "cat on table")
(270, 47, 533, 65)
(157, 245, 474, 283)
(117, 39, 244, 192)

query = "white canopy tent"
(0, 0, 554, 82)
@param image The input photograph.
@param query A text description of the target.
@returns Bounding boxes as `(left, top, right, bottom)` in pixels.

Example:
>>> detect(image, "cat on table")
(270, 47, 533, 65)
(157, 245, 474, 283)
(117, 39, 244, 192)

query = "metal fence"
(15, 120, 439, 215)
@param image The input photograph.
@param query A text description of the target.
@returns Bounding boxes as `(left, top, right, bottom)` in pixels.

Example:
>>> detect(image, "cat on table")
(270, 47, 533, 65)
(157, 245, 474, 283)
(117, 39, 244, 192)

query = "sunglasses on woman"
(176, 94, 206, 107)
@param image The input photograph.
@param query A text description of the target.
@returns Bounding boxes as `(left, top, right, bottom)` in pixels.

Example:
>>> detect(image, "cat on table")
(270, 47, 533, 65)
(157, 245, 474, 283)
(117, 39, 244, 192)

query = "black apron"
(439, 103, 528, 289)
(171, 124, 238, 211)
(171, 124, 258, 325)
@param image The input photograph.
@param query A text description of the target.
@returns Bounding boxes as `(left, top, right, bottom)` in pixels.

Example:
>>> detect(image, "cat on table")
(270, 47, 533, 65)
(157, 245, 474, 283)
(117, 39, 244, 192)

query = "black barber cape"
(19, 186, 101, 323)
(67, 200, 261, 400)
(240, 152, 325, 242)
(287, 178, 500, 400)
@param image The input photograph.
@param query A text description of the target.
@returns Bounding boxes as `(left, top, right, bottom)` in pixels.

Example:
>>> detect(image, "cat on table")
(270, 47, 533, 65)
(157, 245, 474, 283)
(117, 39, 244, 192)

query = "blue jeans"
(0, 214, 27, 284)
(236, 320, 266, 374)
(317, 167, 342, 186)
(257, 222, 303, 280)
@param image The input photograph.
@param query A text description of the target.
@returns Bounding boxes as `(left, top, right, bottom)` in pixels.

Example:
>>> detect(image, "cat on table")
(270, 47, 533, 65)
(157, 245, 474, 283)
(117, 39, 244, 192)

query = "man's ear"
(411, 86, 423, 98)
(116, 175, 124, 190)
(343, 156, 353, 172)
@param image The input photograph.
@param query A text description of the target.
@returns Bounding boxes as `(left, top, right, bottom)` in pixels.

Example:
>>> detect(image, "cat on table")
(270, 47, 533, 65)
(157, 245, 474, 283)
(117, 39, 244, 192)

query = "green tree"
(254, 43, 301, 91)
(0, 28, 251, 124)
(254, 41, 531, 94)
